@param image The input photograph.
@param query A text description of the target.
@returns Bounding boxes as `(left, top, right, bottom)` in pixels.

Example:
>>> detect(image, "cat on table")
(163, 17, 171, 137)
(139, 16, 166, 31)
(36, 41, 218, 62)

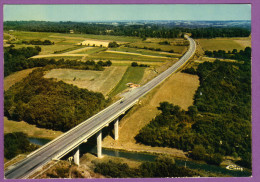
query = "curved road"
(5, 35, 196, 179)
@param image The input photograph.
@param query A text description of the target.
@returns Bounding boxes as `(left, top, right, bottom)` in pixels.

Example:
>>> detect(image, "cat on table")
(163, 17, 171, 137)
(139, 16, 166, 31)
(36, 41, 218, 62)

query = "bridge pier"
(114, 118, 119, 140)
(74, 146, 80, 166)
(97, 130, 102, 158)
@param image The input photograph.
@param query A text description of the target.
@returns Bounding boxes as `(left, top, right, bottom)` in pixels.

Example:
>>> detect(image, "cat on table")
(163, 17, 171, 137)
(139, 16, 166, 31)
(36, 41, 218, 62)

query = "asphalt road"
(5, 35, 196, 179)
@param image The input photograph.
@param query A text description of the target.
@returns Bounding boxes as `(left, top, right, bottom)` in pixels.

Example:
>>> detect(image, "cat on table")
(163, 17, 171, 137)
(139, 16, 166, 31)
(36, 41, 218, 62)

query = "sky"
(3, 4, 251, 22)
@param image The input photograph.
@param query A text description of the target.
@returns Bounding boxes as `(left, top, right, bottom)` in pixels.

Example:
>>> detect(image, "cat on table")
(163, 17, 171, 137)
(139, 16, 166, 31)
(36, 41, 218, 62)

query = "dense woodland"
(4, 46, 111, 77)
(4, 21, 250, 38)
(94, 156, 197, 178)
(204, 47, 251, 61)
(4, 68, 109, 131)
(4, 132, 38, 159)
(136, 58, 251, 168)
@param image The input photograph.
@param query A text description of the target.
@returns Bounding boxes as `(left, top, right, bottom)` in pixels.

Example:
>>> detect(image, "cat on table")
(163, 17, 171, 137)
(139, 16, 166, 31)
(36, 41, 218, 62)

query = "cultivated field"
(196, 37, 251, 51)
(44, 66, 128, 96)
(78, 39, 111, 47)
(7, 31, 184, 67)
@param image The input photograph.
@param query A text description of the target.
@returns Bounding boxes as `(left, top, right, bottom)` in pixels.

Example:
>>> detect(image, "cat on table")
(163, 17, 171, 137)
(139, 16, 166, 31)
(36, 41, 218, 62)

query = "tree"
(131, 62, 138, 67)
(191, 145, 206, 160)
(187, 106, 198, 118)
(108, 41, 119, 48)
(106, 60, 112, 66)
(157, 102, 174, 115)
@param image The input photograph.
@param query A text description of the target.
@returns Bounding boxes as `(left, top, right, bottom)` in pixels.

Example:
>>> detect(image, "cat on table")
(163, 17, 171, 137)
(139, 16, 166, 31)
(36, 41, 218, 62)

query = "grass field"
(8, 31, 63, 43)
(109, 67, 146, 97)
(196, 37, 251, 51)
(128, 38, 188, 54)
(233, 37, 251, 48)
(4, 117, 63, 140)
(44, 66, 128, 96)
(4, 68, 38, 91)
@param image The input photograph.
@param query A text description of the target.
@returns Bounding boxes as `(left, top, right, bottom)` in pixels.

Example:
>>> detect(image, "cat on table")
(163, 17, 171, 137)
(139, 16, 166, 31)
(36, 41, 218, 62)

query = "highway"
(4, 35, 196, 179)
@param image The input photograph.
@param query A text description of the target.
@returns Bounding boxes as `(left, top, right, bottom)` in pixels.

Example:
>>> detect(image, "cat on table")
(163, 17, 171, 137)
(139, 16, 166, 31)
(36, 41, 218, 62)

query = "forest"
(4, 68, 109, 132)
(4, 21, 251, 38)
(136, 58, 251, 168)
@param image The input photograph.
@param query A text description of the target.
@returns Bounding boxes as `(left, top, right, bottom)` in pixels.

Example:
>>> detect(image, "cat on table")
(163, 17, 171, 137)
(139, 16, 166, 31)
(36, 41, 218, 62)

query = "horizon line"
(4, 19, 251, 22)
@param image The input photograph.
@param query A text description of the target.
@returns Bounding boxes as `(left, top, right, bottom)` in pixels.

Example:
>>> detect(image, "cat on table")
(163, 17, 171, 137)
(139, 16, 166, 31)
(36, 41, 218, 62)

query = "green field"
(109, 66, 146, 97)
(77, 47, 107, 54)
(197, 38, 249, 51)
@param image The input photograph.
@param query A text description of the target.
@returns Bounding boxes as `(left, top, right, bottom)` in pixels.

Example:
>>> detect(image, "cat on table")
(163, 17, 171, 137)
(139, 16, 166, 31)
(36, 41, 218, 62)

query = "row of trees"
(94, 156, 197, 178)
(4, 68, 109, 132)
(21, 39, 53, 45)
(131, 62, 150, 67)
(4, 21, 251, 38)
(204, 47, 251, 61)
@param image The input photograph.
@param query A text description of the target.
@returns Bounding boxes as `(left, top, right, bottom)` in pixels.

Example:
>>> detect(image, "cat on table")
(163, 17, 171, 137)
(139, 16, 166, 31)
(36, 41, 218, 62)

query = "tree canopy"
(4, 68, 109, 132)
